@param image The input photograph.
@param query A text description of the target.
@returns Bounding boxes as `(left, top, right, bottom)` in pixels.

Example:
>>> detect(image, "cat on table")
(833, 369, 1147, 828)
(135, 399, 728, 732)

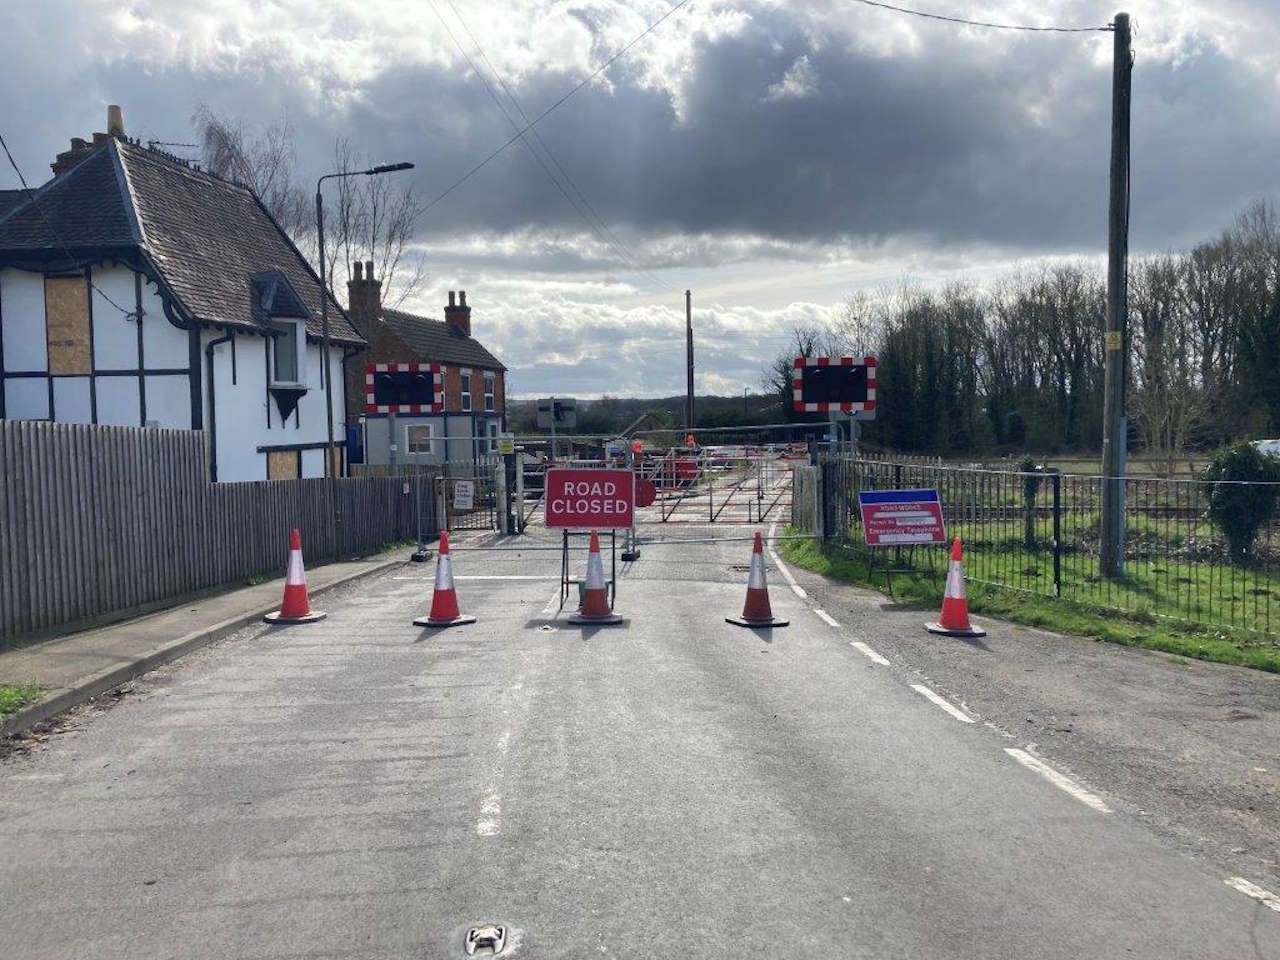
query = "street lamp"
(315, 161, 415, 478)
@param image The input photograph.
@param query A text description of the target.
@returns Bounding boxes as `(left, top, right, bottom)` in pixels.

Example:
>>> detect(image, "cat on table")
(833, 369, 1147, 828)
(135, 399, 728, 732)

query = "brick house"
(343, 262, 506, 465)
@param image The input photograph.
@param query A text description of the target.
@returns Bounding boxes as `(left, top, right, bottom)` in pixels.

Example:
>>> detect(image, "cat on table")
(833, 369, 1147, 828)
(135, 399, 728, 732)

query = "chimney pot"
(106, 105, 125, 139)
(444, 289, 472, 337)
(353, 261, 363, 281)
(364, 259, 374, 279)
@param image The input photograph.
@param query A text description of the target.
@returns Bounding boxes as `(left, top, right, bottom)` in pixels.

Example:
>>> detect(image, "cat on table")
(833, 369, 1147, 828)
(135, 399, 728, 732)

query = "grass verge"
(781, 535, 1280, 674)
(0, 684, 43, 717)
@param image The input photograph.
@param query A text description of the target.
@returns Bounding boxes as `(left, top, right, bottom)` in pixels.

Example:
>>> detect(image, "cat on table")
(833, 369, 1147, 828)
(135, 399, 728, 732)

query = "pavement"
(0, 546, 411, 737)
(0, 524, 1278, 959)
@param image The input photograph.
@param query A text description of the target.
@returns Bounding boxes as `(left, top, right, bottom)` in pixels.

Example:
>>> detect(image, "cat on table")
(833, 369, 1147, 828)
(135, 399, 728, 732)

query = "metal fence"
(826, 455, 1280, 636)
(0, 420, 439, 643)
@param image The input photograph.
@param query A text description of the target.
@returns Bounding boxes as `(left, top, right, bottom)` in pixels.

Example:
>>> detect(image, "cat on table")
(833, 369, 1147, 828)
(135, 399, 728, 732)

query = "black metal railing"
(830, 456, 1280, 636)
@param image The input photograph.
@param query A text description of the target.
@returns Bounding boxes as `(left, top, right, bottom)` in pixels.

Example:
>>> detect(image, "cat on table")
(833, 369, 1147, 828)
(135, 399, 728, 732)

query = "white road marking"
(910, 683, 976, 724)
(454, 575, 560, 581)
(477, 730, 512, 837)
(1225, 877, 1280, 913)
(815, 609, 840, 628)
(476, 791, 502, 836)
(850, 641, 891, 665)
(765, 521, 808, 599)
(540, 588, 562, 616)
(1004, 748, 1111, 813)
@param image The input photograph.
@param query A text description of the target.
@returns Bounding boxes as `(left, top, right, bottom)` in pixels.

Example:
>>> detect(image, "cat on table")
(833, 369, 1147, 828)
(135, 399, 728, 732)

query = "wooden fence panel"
(0, 421, 443, 644)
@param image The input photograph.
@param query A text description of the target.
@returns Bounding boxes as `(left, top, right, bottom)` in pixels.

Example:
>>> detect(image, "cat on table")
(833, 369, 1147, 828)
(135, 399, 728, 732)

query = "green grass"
(0, 684, 43, 717)
(782, 534, 1280, 674)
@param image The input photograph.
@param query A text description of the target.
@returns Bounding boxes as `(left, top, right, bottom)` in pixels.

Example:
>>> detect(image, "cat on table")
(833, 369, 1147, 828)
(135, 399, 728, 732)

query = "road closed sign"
(858, 489, 946, 546)
(545, 468, 635, 529)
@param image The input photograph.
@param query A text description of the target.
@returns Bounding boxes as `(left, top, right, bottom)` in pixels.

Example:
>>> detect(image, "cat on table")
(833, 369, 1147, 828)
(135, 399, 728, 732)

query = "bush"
(1203, 442, 1280, 564)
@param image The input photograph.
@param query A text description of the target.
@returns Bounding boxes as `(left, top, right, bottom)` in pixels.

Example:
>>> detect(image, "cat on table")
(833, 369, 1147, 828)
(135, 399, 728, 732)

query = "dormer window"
(270, 319, 301, 385)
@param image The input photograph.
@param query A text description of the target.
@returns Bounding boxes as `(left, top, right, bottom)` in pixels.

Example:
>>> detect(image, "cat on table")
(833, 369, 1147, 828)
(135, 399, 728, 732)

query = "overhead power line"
(848, 0, 1113, 32)
(0, 129, 137, 319)
(437, 0, 674, 291)
(421, 0, 693, 217)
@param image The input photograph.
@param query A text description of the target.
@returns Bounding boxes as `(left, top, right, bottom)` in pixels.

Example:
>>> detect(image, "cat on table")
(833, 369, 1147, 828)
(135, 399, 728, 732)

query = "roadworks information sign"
(857, 489, 946, 546)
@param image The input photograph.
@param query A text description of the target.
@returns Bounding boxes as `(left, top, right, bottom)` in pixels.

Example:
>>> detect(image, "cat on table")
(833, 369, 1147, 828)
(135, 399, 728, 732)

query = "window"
(484, 373, 496, 411)
(488, 422, 499, 452)
(406, 424, 435, 456)
(460, 371, 472, 412)
(270, 321, 299, 384)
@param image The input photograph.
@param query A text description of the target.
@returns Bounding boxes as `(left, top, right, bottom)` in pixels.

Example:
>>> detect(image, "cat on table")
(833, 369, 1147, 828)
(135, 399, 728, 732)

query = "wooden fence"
(0, 420, 440, 644)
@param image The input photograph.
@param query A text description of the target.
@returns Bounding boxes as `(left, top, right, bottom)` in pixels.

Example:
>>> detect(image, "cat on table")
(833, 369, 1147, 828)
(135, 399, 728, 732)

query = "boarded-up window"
(267, 450, 300, 480)
(45, 276, 91, 375)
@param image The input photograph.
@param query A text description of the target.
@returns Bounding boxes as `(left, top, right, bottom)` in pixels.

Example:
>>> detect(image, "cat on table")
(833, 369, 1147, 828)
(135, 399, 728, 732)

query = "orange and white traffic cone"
(264, 528, 326, 624)
(726, 531, 789, 627)
(414, 530, 476, 627)
(926, 537, 986, 638)
(567, 530, 623, 625)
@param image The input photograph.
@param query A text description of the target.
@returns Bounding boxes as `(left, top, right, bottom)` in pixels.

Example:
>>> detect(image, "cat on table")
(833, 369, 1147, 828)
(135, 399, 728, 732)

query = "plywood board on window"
(45, 276, 92, 375)
(267, 450, 300, 481)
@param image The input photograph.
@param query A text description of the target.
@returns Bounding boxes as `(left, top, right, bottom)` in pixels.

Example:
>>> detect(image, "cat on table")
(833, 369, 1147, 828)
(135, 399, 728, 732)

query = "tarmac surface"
(1, 524, 1278, 959)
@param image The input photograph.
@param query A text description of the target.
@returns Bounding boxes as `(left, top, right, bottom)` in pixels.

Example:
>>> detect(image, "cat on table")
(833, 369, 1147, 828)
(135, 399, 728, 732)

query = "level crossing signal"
(793, 356, 877, 415)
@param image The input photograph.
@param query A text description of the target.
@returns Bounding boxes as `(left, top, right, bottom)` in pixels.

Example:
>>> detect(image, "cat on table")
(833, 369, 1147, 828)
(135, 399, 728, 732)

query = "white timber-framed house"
(0, 108, 365, 481)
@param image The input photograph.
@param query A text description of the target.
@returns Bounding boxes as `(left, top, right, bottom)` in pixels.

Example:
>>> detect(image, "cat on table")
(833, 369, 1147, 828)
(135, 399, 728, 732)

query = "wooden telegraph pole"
(1100, 12, 1132, 578)
(685, 290, 695, 432)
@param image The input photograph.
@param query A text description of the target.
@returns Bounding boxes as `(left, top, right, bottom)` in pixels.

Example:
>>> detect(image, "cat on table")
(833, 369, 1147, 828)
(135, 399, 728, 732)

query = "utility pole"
(1100, 12, 1132, 578)
(685, 290, 695, 432)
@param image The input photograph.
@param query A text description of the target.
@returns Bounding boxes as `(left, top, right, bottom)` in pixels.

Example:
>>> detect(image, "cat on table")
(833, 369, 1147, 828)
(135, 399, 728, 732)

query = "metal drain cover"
(464, 924, 507, 956)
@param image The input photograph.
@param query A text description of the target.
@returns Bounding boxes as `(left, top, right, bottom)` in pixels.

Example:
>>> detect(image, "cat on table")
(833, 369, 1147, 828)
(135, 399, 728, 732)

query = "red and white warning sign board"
(858, 489, 946, 546)
(793, 355, 876, 415)
(545, 468, 635, 529)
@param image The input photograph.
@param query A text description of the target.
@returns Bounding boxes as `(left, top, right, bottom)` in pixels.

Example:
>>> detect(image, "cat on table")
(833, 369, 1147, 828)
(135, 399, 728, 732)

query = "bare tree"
(192, 108, 426, 307)
(1129, 256, 1208, 475)
(324, 138, 426, 308)
(192, 105, 311, 245)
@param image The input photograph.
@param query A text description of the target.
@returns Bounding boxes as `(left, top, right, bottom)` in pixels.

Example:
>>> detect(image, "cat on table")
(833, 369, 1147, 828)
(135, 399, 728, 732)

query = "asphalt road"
(1, 526, 1278, 959)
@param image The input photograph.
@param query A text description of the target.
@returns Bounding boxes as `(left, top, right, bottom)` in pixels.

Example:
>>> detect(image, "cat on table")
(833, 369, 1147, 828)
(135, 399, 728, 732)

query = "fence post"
(1051, 470, 1062, 598)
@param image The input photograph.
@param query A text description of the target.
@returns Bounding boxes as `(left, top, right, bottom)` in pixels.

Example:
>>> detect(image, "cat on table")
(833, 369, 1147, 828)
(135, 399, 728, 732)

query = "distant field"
(883, 454, 1212, 479)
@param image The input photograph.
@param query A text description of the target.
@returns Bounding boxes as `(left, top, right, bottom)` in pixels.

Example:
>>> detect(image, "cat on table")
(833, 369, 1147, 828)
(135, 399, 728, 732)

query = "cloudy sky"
(2, 1, 1278, 397)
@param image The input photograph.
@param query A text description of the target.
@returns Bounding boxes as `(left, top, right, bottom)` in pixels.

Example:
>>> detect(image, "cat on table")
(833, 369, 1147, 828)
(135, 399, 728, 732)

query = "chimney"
(106, 105, 126, 139)
(51, 105, 126, 177)
(346, 259, 383, 334)
(445, 289, 471, 337)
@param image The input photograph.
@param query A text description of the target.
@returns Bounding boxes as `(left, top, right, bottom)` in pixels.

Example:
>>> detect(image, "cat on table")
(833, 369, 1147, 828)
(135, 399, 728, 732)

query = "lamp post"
(315, 161, 414, 478)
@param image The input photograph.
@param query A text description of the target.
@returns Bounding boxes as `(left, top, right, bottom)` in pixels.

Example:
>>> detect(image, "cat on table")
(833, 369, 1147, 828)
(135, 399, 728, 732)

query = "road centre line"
(850, 641, 891, 665)
(1224, 877, 1280, 913)
(814, 609, 840, 628)
(910, 683, 976, 724)
(1004, 748, 1112, 814)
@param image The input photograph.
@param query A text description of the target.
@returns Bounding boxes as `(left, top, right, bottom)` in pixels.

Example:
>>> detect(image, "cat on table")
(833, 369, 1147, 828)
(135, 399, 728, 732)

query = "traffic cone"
(567, 531, 623, 625)
(414, 531, 476, 627)
(926, 537, 986, 638)
(264, 528, 326, 624)
(726, 531, 789, 627)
